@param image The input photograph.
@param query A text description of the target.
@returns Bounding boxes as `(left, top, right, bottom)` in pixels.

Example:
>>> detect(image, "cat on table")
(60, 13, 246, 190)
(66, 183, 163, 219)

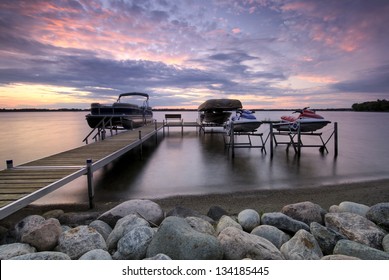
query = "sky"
(0, 0, 388, 109)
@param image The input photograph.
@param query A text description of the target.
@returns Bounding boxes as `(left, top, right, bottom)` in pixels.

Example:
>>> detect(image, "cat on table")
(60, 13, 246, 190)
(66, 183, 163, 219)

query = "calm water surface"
(1, 111, 388, 205)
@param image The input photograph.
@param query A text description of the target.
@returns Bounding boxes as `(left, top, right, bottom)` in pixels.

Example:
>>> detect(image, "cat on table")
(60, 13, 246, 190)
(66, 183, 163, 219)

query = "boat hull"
(200, 111, 232, 125)
(274, 119, 331, 132)
(230, 120, 262, 133)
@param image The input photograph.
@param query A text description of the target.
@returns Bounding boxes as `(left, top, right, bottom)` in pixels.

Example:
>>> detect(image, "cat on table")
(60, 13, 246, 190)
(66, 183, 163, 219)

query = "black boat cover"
(198, 99, 242, 111)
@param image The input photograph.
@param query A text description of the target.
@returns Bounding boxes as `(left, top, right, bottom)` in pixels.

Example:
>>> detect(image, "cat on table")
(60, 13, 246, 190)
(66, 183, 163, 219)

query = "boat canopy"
(117, 92, 149, 102)
(198, 99, 242, 111)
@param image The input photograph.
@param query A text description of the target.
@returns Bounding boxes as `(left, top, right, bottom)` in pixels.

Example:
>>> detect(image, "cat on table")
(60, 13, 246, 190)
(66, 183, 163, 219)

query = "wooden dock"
(0, 123, 163, 220)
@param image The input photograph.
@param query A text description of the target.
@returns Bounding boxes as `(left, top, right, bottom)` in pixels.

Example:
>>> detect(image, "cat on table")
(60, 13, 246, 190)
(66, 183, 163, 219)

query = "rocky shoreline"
(0, 198, 388, 260)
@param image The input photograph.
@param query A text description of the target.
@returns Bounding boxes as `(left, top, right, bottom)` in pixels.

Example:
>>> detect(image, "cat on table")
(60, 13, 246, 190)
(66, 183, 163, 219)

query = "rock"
(325, 212, 386, 249)
(238, 209, 260, 232)
(338, 201, 370, 217)
(79, 249, 112, 260)
(146, 216, 223, 260)
(10, 251, 71, 260)
(321, 254, 360, 260)
(144, 253, 172, 260)
(310, 222, 346, 255)
(167, 206, 214, 223)
(89, 220, 112, 241)
(207, 206, 228, 221)
(15, 215, 62, 251)
(98, 199, 164, 227)
(113, 226, 155, 260)
(383, 235, 389, 252)
(42, 209, 65, 219)
(329, 205, 340, 213)
(281, 201, 326, 225)
(280, 229, 323, 260)
(58, 212, 100, 227)
(261, 212, 310, 234)
(366, 202, 389, 231)
(0, 243, 36, 260)
(185, 216, 216, 235)
(218, 227, 284, 260)
(251, 225, 290, 249)
(57, 225, 107, 259)
(334, 239, 389, 260)
(106, 214, 149, 251)
(216, 215, 242, 235)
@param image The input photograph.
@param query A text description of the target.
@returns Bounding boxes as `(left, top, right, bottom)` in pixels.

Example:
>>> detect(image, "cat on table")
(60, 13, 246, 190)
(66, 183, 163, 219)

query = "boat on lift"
(198, 99, 242, 125)
(274, 107, 331, 132)
(85, 92, 153, 129)
(226, 109, 262, 134)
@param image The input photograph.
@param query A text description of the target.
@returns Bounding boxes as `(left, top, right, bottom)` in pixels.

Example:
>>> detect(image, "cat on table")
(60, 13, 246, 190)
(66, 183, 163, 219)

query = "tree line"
(352, 99, 389, 112)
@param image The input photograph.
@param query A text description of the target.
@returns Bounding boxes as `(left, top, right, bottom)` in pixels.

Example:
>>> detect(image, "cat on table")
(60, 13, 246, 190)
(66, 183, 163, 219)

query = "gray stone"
(216, 215, 242, 235)
(207, 206, 228, 221)
(98, 199, 164, 227)
(79, 249, 113, 260)
(280, 229, 323, 260)
(310, 222, 346, 255)
(281, 201, 326, 225)
(251, 225, 290, 249)
(167, 206, 214, 224)
(144, 253, 172, 260)
(146, 216, 223, 260)
(334, 239, 389, 260)
(58, 212, 100, 227)
(185, 216, 216, 235)
(14, 215, 45, 240)
(42, 209, 65, 219)
(89, 220, 112, 241)
(57, 225, 107, 259)
(338, 201, 370, 217)
(20, 218, 62, 251)
(113, 226, 155, 260)
(238, 209, 260, 232)
(329, 205, 340, 213)
(366, 202, 389, 231)
(261, 212, 310, 234)
(383, 234, 389, 252)
(106, 214, 149, 251)
(10, 251, 71, 260)
(0, 243, 36, 260)
(218, 227, 284, 260)
(321, 254, 360, 260)
(325, 212, 386, 249)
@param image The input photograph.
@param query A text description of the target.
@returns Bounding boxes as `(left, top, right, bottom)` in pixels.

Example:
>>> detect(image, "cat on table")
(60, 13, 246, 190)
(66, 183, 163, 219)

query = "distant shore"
(2, 178, 388, 227)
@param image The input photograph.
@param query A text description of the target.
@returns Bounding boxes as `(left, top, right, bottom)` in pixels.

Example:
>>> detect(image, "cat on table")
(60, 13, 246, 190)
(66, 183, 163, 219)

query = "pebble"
(0, 199, 388, 260)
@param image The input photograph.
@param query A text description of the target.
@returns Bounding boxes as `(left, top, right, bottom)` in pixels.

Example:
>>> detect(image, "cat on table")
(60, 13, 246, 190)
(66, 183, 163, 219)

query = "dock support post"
(139, 131, 143, 159)
(334, 122, 338, 157)
(270, 123, 274, 158)
(154, 120, 158, 144)
(86, 159, 94, 209)
(6, 160, 13, 169)
(297, 125, 301, 157)
(231, 122, 235, 158)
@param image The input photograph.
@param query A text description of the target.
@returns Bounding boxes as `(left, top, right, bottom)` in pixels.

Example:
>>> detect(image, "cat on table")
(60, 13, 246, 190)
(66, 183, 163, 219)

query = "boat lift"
(268, 122, 338, 157)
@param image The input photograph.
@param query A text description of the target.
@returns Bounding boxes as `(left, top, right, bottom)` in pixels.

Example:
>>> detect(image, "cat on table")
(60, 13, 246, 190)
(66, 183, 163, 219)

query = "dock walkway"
(0, 123, 163, 220)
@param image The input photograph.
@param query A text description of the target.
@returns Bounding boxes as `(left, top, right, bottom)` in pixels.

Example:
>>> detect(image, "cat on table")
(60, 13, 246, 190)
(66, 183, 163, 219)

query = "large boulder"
(218, 227, 284, 260)
(14, 215, 62, 251)
(261, 212, 310, 234)
(98, 199, 164, 227)
(325, 212, 386, 249)
(251, 225, 290, 249)
(281, 201, 326, 225)
(338, 201, 370, 217)
(366, 202, 389, 231)
(334, 240, 389, 260)
(146, 216, 223, 260)
(216, 215, 242, 235)
(57, 225, 107, 259)
(207, 206, 229, 221)
(310, 222, 346, 255)
(89, 220, 112, 241)
(238, 209, 261, 232)
(113, 226, 155, 260)
(106, 214, 150, 251)
(0, 243, 36, 260)
(185, 216, 216, 236)
(167, 206, 214, 224)
(280, 229, 323, 260)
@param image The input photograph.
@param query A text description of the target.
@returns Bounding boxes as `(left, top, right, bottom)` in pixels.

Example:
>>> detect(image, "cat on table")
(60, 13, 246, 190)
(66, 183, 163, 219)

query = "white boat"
(274, 107, 331, 132)
(86, 92, 153, 129)
(198, 99, 242, 125)
(226, 109, 262, 134)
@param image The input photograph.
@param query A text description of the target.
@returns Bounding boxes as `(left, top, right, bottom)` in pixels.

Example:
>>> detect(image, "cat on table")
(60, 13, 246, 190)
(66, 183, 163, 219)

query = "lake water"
(1, 111, 389, 206)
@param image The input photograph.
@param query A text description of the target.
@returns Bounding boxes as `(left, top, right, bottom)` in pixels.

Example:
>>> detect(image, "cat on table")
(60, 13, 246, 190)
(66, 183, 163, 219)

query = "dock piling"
(6, 160, 13, 169)
(86, 159, 94, 209)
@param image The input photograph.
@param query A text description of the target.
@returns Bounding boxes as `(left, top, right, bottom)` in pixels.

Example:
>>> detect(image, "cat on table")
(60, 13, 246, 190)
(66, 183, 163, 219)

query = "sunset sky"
(1, 0, 388, 109)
